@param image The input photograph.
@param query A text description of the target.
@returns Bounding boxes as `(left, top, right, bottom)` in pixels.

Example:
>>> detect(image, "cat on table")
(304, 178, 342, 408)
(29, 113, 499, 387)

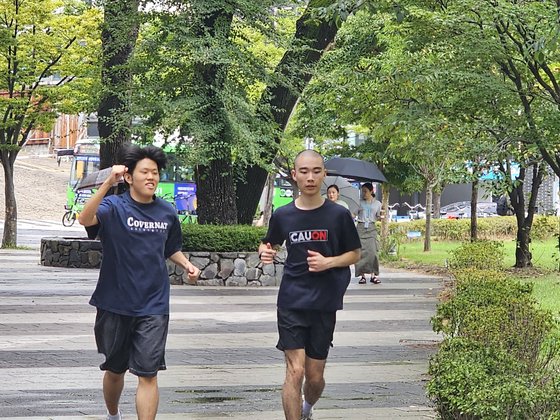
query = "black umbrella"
(320, 176, 360, 214)
(76, 167, 122, 190)
(325, 157, 387, 183)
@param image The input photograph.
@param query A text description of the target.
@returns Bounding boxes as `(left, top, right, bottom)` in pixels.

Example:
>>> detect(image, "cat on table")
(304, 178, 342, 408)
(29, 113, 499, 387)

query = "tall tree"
(235, 0, 361, 224)
(131, 1, 362, 224)
(0, 0, 100, 247)
(97, 0, 139, 169)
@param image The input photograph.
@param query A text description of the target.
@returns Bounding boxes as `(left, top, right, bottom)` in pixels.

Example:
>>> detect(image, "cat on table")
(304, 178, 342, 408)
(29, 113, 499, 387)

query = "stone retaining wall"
(40, 237, 285, 286)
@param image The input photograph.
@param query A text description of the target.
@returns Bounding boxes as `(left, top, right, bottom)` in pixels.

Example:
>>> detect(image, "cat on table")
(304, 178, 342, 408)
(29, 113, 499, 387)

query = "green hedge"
(447, 240, 505, 271)
(428, 241, 560, 418)
(181, 224, 267, 252)
(389, 215, 558, 241)
(427, 338, 560, 420)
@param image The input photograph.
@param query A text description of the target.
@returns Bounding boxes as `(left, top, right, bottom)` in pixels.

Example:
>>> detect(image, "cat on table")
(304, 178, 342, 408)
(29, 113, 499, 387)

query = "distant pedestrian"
(355, 182, 382, 284)
(259, 149, 361, 420)
(78, 144, 200, 420)
(326, 184, 350, 210)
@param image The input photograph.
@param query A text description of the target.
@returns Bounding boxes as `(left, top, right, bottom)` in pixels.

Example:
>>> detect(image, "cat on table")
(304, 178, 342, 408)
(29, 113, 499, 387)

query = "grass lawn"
(391, 237, 560, 314)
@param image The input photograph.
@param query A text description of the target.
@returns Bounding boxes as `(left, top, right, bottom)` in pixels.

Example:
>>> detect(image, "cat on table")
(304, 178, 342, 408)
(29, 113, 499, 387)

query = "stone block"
(218, 259, 234, 279)
(202, 263, 218, 280)
(169, 273, 183, 285)
(190, 256, 209, 270)
(197, 278, 224, 286)
(226, 276, 247, 287)
(219, 252, 239, 259)
(263, 263, 275, 276)
(233, 258, 246, 276)
(246, 252, 260, 268)
(260, 275, 276, 287)
(190, 252, 211, 258)
(245, 267, 260, 281)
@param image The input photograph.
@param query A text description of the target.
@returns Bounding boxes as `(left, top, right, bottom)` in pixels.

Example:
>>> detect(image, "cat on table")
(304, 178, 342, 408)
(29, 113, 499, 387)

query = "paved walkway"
(0, 248, 440, 419)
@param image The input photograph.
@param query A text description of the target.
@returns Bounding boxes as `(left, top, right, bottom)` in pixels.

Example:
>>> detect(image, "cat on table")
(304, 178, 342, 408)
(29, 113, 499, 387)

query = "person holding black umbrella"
(326, 184, 350, 210)
(355, 182, 382, 284)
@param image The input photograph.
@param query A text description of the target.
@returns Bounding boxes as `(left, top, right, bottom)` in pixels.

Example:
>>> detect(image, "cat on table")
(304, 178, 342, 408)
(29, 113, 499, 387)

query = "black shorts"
(94, 309, 169, 377)
(276, 307, 337, 360)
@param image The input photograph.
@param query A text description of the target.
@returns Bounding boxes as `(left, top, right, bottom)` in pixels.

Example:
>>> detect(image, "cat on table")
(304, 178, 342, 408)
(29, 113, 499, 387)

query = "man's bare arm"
(78, 165, 127, 227)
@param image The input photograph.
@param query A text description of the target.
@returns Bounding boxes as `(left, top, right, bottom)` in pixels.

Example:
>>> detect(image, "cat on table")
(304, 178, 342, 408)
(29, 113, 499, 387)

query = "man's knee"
(138, 375, 158, 386)
(105, 370, 125, 383)
(286, 363, 305, 383)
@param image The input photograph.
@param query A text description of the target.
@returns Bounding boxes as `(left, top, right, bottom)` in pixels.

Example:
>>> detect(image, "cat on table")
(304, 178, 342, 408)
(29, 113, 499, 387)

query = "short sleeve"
(340, 211, 361, 252)
(87, 198, 114, 239)
(261, 212, 285, 247)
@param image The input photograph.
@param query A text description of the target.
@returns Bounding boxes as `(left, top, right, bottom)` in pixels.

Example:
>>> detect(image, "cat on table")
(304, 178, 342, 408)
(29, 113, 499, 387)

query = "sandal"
(370, 276, 381, 284)
(358, 276, 367, 284)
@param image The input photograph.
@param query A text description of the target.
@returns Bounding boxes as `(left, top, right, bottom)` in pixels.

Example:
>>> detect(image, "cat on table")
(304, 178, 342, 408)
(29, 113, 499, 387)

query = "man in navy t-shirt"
(259, 150, 361, 420)
(79, 145, 200, 420)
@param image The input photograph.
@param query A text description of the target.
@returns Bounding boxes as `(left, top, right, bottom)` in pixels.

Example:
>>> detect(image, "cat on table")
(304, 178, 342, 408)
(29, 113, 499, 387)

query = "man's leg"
(303, 356, 327, 406)
(103, 371, 125, 416)
(282, 349, 306, 420)
(136, 375, 159, 420)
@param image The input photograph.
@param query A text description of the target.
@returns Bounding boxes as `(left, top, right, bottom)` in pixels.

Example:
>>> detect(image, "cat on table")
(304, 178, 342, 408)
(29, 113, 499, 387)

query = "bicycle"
(62, 192, 85, 227)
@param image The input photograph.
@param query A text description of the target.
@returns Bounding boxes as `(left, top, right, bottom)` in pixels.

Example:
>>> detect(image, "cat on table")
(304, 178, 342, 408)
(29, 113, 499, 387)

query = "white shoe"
(106, 411, 122, 420)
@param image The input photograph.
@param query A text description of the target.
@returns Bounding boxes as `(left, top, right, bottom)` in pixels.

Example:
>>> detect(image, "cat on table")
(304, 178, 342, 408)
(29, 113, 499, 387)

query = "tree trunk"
(235, 1, 343, 224)
(470, 179, 478, 242)
(515, 224, 532, 268)
(432, 189, 442, 219)
(380, 183, 390, 240)
(509, 163, 544, 268)
(424, 187, 433, 252)
(1, 151, 18, 248)
(261, 173, 275, 227)
(195, 158, 237, 225)
(97, 0, 139, 169)
(189, 10, 237, 225)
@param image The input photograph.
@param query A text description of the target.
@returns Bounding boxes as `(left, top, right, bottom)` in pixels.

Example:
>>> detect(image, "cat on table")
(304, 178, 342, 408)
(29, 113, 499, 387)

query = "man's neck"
(130, 189, 154, 204)
(295, 195, 325, 210)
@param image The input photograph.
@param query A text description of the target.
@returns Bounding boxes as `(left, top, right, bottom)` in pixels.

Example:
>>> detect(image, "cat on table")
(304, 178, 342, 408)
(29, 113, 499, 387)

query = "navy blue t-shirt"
(89, 191, 182, 316)
(263, 199, 361, 311)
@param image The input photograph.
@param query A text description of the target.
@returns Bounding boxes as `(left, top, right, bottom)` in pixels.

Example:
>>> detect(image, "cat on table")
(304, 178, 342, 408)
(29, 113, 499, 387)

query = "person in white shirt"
(355, 182, 382, 284)
(326, 184, 350, 210)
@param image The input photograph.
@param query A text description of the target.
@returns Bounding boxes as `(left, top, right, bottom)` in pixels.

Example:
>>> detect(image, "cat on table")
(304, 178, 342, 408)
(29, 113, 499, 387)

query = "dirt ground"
(0, 155, 70, 222)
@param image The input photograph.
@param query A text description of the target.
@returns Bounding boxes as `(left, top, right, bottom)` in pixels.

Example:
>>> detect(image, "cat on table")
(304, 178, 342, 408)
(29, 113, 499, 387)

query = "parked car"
(440, 201, 498, 219)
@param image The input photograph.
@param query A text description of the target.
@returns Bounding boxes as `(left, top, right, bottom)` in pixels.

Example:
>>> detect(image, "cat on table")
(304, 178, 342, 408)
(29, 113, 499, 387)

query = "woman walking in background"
(355, 182, 382, 284)
(326, 184, 350, 210)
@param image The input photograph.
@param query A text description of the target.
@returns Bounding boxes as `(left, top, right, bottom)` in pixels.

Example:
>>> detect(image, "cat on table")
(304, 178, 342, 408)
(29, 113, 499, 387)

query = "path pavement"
(0, 246, 441, 419)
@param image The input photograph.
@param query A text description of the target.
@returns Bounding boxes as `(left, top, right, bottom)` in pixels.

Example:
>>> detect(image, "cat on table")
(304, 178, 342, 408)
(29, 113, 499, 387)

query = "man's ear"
(124, 172, 133, 185)
(291, 169, 296, 181)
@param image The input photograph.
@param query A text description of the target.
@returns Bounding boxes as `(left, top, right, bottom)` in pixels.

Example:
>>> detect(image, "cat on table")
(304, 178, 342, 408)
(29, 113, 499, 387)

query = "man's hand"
(107, 165, 127, 186)
(185, 262, 200, 284)
(259, 242, 277, 265)
(307, 249, 330, 272)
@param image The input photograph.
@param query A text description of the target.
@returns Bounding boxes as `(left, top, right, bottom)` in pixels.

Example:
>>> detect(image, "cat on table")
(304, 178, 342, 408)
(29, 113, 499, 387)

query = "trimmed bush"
(447, 240, 505, 271)
(427, 338, 560, 420)
(388, 215, 557, 241)
(428, 239, 560, 418)
(181, 224, 268, 252)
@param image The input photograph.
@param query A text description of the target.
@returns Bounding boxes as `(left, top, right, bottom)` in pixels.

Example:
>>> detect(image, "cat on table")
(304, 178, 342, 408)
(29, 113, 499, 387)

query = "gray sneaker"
(106, 411, 122, 420)
(301, 408, 313, 420)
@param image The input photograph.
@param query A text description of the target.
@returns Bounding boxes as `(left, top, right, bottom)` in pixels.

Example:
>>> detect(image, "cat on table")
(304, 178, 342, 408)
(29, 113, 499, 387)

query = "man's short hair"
(293, 149, 324, 169)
